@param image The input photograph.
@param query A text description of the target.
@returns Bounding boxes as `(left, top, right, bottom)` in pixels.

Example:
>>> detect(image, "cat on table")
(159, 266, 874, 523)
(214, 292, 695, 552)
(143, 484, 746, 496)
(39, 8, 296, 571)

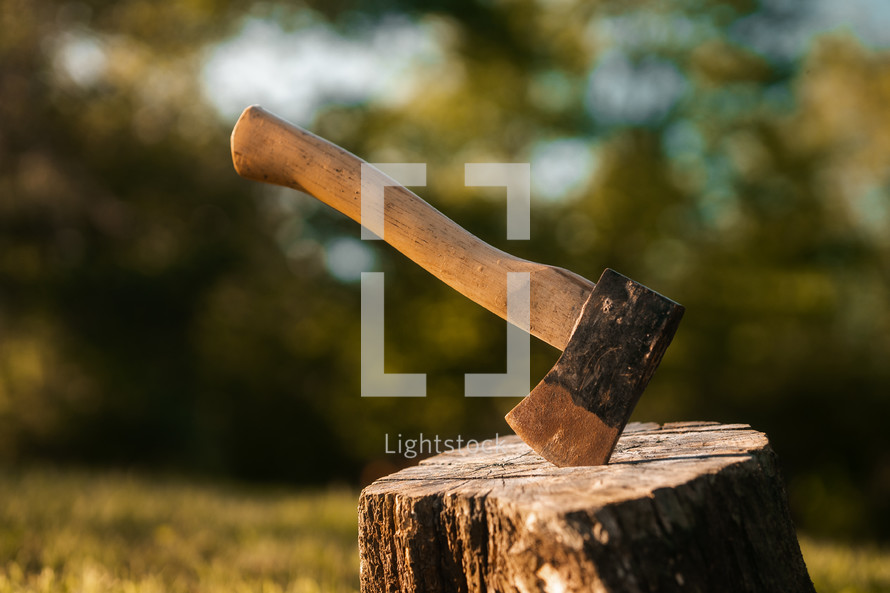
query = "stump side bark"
(358, 422, 814, 593)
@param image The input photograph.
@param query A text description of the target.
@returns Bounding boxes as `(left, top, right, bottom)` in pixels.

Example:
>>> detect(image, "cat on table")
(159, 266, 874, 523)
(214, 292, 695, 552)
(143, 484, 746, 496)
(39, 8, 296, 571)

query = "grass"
(1, 467, 889, 592)
(0, 467, 359, 592)
(800, 536, 890, 593)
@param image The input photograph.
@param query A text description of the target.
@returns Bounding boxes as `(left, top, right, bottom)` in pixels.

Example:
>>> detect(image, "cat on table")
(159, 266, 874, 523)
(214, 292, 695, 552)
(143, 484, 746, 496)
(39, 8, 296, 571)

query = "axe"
(230, 106, 684, 467)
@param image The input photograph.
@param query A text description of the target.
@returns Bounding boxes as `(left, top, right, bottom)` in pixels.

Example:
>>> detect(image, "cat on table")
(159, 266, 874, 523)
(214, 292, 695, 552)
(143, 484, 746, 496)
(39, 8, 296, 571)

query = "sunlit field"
(0, 468, 358, 593)
(799, 537, 890, 593)
(1, 467, 888, 592)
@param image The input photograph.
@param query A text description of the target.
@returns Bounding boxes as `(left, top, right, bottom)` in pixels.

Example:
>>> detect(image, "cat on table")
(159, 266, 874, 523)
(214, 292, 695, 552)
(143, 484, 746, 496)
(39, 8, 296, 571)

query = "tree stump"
(358, 422, 814, 593)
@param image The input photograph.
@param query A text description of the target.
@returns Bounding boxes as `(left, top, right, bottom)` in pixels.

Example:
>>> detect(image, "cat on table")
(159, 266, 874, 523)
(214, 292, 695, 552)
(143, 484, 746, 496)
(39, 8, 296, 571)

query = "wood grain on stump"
(358, 421, 814, 593)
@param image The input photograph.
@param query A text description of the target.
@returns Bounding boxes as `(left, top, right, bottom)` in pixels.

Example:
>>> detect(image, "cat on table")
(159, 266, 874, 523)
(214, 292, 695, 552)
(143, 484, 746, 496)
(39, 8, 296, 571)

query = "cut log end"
(358, 421, 815, 593)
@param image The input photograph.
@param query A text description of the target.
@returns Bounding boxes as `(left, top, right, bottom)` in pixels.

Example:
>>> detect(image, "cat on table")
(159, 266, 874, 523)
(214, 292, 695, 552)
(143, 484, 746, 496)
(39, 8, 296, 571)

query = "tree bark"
(358, 421, 814, 593)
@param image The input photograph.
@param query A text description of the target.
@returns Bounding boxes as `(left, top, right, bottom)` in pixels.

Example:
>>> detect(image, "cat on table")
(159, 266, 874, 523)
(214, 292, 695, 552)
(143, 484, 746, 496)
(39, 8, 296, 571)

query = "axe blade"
(506, 269, 684, 467)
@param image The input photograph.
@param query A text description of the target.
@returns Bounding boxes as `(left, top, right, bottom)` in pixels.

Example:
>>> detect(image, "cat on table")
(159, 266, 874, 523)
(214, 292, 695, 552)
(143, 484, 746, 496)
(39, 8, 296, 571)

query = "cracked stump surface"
(358, 421, 815, 593)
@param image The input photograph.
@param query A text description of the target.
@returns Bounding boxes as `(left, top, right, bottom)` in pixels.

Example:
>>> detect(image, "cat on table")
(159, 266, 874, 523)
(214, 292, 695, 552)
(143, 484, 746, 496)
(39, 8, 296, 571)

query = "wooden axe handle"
(231, 105, 594, 351)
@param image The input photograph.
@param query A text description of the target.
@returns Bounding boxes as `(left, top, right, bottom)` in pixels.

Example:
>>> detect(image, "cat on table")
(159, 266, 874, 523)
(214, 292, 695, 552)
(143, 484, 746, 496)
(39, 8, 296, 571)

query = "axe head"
(506, 269, 684, 467)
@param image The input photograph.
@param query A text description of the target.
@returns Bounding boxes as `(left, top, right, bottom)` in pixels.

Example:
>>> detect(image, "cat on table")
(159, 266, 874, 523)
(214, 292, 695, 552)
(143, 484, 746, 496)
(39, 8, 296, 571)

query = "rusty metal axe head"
(506, 268, 684, 467)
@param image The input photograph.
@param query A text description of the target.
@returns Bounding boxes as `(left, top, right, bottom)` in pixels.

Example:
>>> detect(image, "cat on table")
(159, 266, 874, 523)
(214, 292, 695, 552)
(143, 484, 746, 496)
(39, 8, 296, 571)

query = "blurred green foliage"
(1, 0, 889, 543)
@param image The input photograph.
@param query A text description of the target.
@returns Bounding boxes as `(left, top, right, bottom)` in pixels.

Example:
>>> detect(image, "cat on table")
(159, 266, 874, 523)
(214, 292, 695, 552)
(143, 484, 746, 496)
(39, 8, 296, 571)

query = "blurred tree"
(0, 0, 360, 480)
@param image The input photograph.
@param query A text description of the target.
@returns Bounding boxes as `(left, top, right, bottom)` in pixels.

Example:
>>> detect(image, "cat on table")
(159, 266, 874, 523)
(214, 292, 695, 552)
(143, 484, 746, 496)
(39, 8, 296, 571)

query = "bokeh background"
(1, 0, 889, 563)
